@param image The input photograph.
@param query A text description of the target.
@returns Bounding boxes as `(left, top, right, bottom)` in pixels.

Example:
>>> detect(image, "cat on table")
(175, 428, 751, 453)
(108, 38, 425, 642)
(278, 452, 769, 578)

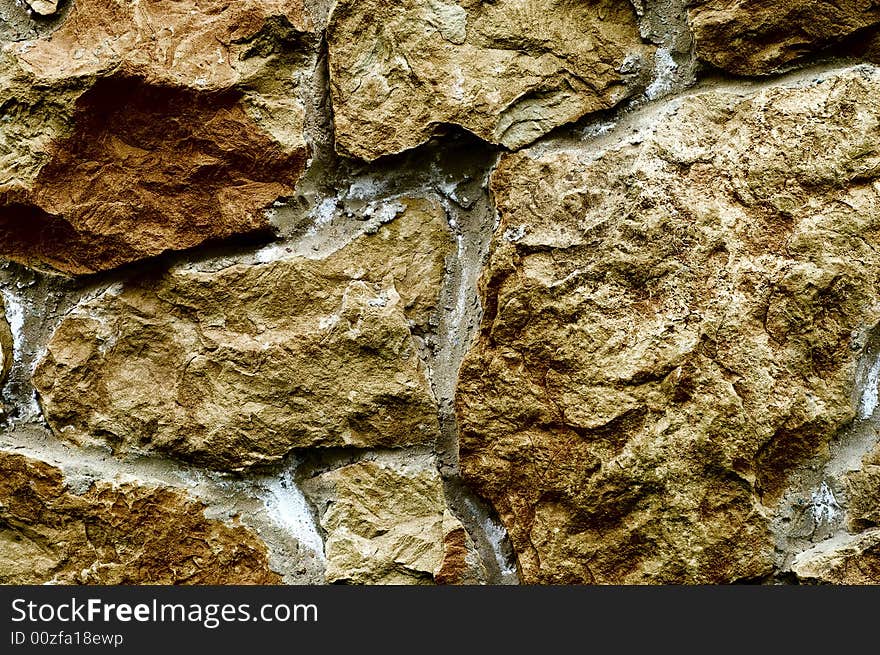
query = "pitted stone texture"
(0, 1, 314, 275)
(457, 65, 880, 584)
(327, 0, 653, 160)
(33, 199, 451, 470)
(792, 530, 880, 584)
(301, 453, 485, 584)
(689, 0, 880, 75)
(0, 451, 279, 584)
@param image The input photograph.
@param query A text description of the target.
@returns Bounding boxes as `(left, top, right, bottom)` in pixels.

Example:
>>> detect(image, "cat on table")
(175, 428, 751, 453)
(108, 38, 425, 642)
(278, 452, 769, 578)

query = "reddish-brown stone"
(0, 77, 306, 275)
(0, 451, 280, 584)
(0, 0, 313, 275)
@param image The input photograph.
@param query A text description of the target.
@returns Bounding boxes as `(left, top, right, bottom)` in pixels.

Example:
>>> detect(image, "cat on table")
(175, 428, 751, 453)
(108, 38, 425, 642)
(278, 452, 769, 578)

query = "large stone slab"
(457, 65, 880, 583)
(33, 199, 451, 469)
(0, 451, 279, 584)
(327, 0, 653, 160)
(688, 0, 880, 75)
(0, 0, 314, 274)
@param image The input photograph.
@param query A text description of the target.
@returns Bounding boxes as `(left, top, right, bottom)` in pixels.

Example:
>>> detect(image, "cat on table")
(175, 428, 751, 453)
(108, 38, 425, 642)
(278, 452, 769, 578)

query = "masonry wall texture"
(1, 0, 880, 585)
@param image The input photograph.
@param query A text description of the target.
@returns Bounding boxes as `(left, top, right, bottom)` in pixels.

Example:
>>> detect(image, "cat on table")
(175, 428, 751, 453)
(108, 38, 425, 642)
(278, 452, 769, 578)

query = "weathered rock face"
(25, 1, 59, 17)
(688, 0, 880, 75)
(33, 199, 451, 469)
(327, 0, 653, 160)
(0, 76, 308, 275)
(4, 0, 880, 590)
(846, 444, 880, 530)
(792, 530, 880, 584)
(301, 453, 485, 584)
(0, 297, 11, 389)
(0, 451, 279, 584)
(13, 0, 310, 86)
(434, 514, 487, 585)
(457, 66, 880, 583)
(0, 0, 314, 275)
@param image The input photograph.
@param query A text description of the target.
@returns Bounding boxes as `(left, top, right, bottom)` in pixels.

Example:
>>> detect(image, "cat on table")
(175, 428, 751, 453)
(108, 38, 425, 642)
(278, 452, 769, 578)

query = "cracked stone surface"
(32, 199, 451, 470)
(0, 0, 314, 274)
(327, 0, 654, 160)
(2, 0, 880, 587)
(300, 452, 487, 585)
(457, 65, 880, 584)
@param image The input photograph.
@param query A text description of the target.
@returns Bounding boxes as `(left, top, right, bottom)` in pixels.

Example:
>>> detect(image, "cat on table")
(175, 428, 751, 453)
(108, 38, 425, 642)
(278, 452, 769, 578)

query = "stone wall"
(1, 0, 879, 584)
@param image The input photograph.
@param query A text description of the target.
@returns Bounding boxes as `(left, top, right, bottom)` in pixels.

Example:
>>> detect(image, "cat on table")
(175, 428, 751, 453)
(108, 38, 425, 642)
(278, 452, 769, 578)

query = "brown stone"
(327, 0, 653, 160)
(435, 516, 487, 585)
(0, 451, 279, 584)
(688, 0, 880, 75)
(0, 0, 314, 275)
(846, 444, 880, 530)
(0, 297, 11, 389)
(300, 453, 483, 584)
(14, 0, 310, 87)
(457, 65, 880, 583)
(792, 530, 880, 584)
(25, 1, 59, 17)
(0, 77, 306, 275)
(33, 199, 451, 469)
